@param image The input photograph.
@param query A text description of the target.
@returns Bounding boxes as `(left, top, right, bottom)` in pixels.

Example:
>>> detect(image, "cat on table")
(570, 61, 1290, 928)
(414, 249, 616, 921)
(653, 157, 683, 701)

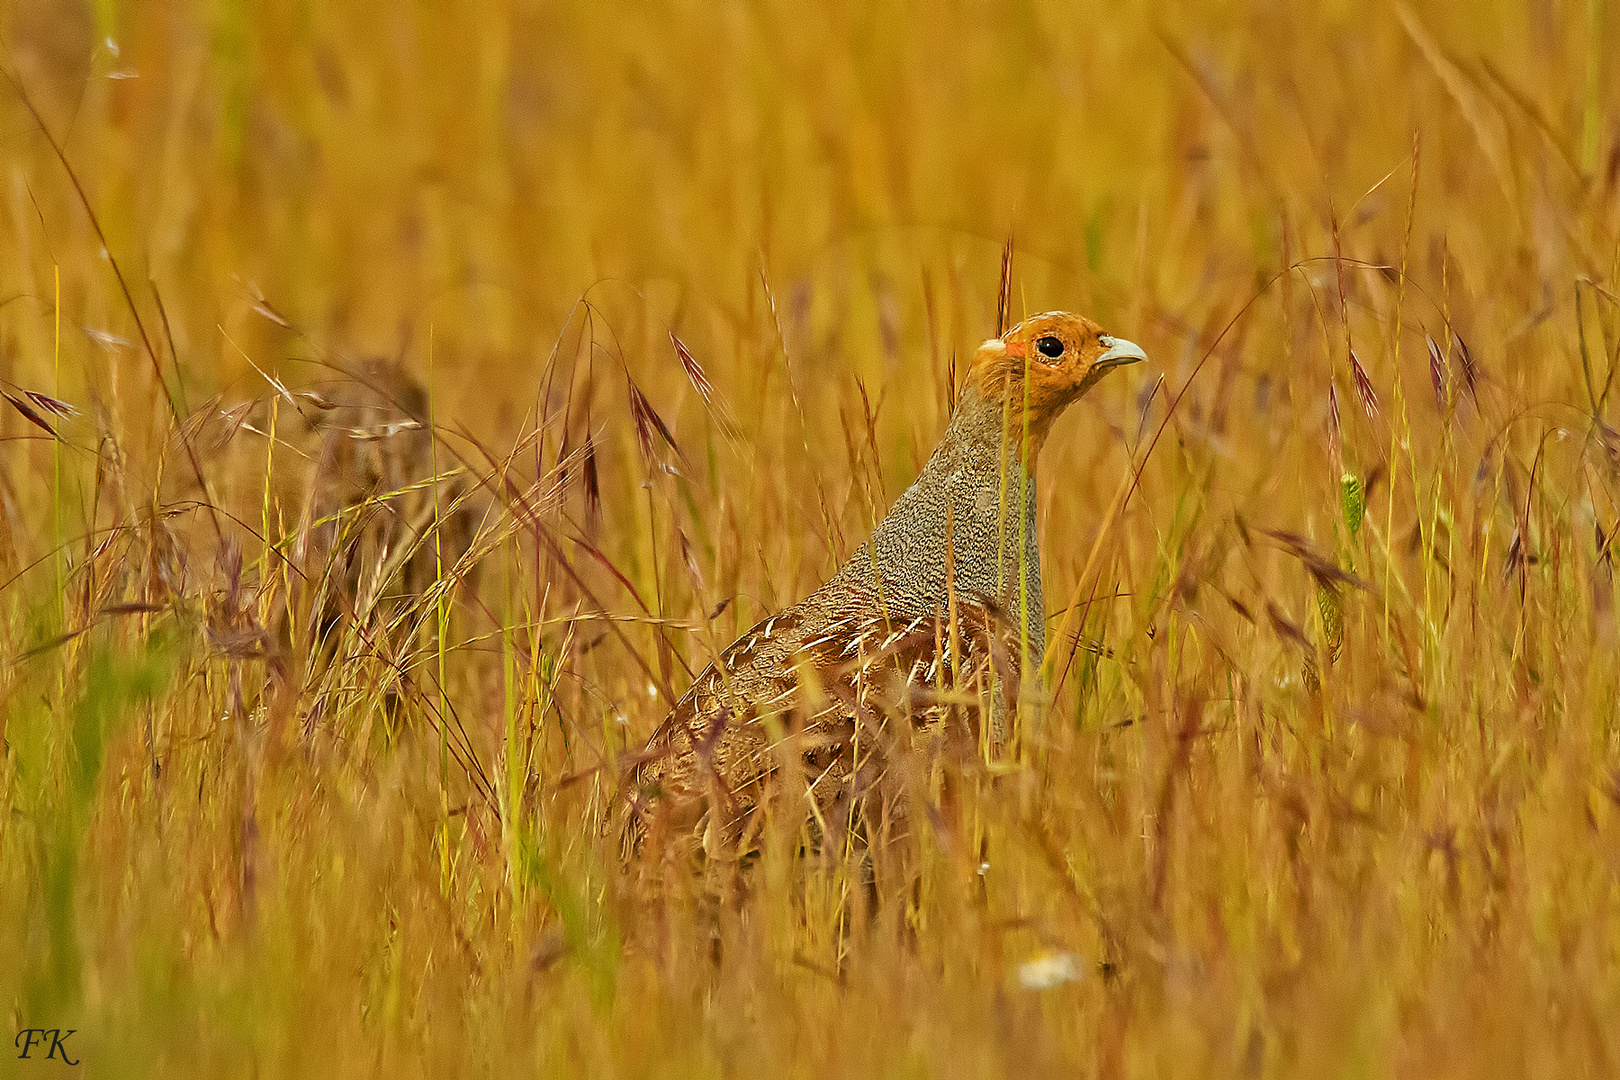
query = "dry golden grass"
(2, 0, 1619, 1075)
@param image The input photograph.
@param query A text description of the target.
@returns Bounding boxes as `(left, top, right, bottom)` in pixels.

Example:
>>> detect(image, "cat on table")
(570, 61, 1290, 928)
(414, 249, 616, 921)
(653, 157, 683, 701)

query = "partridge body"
(297, 360, 477, 636)
(625, 312, 1145, 853)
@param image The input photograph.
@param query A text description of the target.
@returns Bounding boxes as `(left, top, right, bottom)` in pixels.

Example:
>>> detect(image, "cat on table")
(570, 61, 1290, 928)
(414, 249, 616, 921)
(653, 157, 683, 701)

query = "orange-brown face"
(964, 311, 1147, 460)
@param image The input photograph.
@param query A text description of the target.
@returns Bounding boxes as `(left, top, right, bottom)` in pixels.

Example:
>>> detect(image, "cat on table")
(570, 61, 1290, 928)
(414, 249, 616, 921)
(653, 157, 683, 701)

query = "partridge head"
(961, 311, 1148, 461)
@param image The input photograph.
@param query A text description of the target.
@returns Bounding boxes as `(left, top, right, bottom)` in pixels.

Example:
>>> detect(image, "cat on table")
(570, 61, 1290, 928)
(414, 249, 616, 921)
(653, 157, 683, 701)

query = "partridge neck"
(829, 384, 1046, 662)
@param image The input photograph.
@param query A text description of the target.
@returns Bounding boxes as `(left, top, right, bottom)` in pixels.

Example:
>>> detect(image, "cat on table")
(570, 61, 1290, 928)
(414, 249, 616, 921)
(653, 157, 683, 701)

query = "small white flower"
(85, 328, 132, 350)
(1017, 951, 1084, 991)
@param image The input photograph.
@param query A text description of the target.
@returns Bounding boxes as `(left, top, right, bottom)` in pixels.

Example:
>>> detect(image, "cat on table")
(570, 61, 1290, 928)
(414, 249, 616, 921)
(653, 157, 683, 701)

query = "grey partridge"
(624, 311, 1145, 856)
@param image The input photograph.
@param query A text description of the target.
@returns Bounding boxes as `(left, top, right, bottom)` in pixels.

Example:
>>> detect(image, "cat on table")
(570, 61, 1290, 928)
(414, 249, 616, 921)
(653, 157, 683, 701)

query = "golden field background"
(1, 0, 1619, 1075)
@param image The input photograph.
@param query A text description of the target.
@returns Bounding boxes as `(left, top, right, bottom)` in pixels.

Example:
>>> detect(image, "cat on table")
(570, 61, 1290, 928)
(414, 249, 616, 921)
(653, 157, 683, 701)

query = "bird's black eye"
(1036, 336, 1064, 360)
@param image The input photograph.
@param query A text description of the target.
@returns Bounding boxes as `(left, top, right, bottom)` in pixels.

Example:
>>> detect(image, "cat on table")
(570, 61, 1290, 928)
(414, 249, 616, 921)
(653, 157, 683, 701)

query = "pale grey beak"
(1096, 335, 1148, 370)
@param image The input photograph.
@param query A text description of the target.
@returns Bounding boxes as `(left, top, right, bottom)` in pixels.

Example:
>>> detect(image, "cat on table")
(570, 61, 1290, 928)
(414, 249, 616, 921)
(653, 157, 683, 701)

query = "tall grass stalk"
(430, 323, 453, 895)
